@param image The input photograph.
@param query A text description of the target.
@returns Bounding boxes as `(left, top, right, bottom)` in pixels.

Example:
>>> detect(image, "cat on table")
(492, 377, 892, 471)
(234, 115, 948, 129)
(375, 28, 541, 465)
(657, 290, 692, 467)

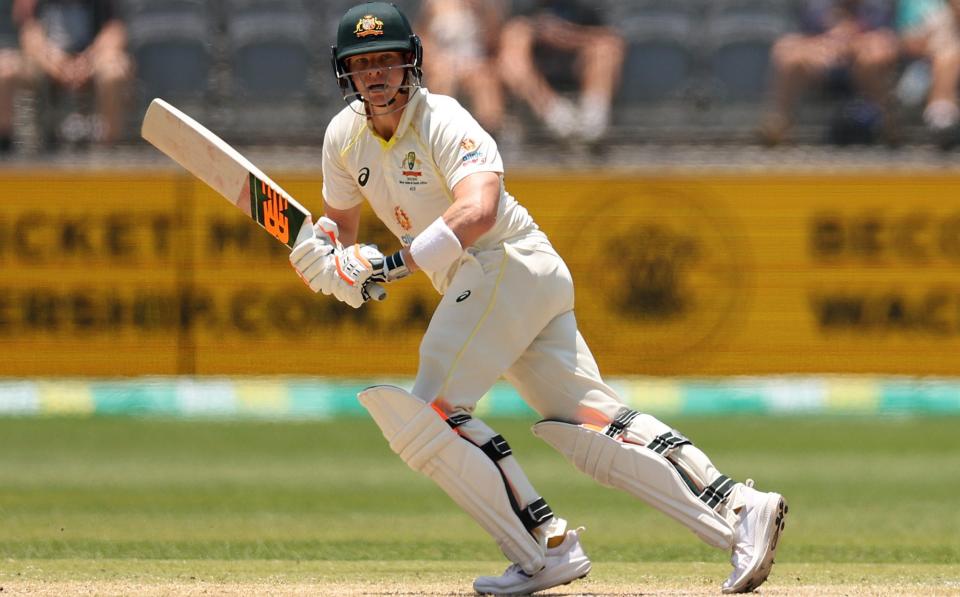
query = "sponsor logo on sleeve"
(459, 138, 485, 167)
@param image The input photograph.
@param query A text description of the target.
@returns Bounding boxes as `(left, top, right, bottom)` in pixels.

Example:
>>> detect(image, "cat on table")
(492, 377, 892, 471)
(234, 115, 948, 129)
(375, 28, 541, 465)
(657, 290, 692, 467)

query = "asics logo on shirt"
(358, 167, 370, 187)
(456, 290, 472, 303)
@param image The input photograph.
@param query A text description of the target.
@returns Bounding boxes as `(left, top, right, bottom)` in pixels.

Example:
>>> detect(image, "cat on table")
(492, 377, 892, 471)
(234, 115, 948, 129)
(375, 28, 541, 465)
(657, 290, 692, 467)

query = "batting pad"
(532, 420, 735, 549)
(358, 385, 546, 574)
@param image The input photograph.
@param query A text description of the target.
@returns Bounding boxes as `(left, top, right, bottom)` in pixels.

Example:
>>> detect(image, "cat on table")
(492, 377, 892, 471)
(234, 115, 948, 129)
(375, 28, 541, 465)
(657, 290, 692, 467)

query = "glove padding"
(290, 217, 340, 296)
(337, 243, 414, 287)
(332, 243, 386, 307)
(290, 217, 392, 308)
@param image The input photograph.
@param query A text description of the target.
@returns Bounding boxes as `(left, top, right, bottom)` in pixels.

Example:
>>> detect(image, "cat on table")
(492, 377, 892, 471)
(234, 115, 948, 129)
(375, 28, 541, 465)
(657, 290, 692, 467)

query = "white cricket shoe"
(473, 527, 591, 595)
(722, 479, 788, 594)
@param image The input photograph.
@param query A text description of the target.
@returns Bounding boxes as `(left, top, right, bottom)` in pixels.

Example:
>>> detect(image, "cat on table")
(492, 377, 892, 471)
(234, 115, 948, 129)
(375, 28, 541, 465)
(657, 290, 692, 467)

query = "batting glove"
(290, 217, 340, 295)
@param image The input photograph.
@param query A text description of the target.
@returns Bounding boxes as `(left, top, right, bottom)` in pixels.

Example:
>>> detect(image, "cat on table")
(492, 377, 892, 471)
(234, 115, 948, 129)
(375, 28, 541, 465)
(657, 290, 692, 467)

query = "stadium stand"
(0, 0, 16, 152)
(0, 0, 944, 153)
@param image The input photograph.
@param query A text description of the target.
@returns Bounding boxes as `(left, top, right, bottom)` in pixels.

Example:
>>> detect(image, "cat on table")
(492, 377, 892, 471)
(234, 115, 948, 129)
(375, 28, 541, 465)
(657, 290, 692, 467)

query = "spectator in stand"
(758, 0, 900, 145)
(0, 0, 22, 153)
(900, 0, 960, 147)
(418, 0, 506, 135)
(498, 0, 625, 143)
(13, 0, 133, 147)
(897, 0, 944, 31)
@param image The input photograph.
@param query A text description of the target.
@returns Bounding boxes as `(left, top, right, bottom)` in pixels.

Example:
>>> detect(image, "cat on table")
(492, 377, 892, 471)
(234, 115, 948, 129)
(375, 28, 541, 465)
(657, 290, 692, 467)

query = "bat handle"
(364, 282, 387, 302)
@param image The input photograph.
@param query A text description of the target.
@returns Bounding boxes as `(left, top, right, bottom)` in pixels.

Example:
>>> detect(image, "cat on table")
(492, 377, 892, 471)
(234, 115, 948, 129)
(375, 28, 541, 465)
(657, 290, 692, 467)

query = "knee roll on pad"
(358, 385, 547, 574)
(532, 414, 736, 550)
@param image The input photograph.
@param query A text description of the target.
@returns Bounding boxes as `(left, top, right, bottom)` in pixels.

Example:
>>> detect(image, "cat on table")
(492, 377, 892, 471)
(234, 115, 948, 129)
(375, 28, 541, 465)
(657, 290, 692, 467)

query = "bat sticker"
(249, 174, 307, 248)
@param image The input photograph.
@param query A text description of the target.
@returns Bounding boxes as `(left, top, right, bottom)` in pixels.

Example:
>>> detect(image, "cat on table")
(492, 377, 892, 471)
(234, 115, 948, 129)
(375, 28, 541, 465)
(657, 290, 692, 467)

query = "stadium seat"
(219, 0, 325, 144)
(0, 0, 16, 49)
(613, 0, 701, 104)
(607, 0, 705, 140)
(125, 0, 218, 119)
(704, 0, 794, 104)
(224, 0, 313, 99)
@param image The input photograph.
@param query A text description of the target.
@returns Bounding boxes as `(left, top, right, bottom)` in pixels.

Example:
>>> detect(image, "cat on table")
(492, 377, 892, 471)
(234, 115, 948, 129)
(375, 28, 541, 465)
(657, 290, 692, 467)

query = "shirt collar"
(365, 87, 425, 143)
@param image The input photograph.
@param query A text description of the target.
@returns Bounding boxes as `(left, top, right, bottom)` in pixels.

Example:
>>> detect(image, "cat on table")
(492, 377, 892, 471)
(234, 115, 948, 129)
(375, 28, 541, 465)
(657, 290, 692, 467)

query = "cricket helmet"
(331, 2, 423, 98)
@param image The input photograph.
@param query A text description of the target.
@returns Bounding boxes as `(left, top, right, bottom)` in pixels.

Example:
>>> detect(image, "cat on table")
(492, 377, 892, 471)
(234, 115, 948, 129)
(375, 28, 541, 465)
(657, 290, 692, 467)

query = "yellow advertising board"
(1, 170, 958, 376)
(518, 174, 960, 375)
(0, 172, 189, 375)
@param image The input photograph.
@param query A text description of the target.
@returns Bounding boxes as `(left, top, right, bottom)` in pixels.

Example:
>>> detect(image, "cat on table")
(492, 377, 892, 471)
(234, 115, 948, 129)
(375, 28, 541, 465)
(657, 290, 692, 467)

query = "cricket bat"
(141, 98, 385, 301)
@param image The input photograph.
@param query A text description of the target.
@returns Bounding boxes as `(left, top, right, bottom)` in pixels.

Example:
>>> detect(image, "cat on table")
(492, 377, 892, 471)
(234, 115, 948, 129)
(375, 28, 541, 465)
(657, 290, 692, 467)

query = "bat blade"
(141, 97, 311, 249)
(141, 98, 385, 300)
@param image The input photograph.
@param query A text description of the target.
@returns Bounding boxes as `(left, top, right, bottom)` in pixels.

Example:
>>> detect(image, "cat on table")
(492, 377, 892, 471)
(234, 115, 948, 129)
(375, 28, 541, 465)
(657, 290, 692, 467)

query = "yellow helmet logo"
(355, 15, 384, 38)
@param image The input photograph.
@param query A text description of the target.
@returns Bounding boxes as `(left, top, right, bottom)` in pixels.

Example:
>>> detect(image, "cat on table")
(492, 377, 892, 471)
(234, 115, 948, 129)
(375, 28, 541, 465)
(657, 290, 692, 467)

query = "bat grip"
(364, 282, 387, 302)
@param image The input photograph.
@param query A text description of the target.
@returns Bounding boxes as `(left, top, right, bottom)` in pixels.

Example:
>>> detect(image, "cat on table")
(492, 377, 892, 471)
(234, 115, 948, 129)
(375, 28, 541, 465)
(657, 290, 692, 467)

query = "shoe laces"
(501, 563, 530, 579)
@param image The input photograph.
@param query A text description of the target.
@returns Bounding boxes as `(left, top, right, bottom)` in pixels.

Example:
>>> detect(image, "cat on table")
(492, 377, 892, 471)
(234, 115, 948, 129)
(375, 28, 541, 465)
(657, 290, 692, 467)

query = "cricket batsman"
(289, 2, 788, 594)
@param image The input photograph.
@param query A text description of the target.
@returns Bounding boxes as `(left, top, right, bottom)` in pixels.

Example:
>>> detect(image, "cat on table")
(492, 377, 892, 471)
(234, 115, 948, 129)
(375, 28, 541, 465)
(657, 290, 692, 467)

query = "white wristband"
(410, 217, 463, 274)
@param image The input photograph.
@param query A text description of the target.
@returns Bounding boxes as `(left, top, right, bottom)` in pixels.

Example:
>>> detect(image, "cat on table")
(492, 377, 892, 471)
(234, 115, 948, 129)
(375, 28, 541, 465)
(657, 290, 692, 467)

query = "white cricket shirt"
(321, 88, 537, 292)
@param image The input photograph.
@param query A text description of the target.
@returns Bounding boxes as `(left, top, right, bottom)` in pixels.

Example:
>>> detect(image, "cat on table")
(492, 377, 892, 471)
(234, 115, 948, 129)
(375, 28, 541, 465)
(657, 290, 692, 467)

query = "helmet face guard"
(330, 35, 423, 104)
(331, 3, 423, 110)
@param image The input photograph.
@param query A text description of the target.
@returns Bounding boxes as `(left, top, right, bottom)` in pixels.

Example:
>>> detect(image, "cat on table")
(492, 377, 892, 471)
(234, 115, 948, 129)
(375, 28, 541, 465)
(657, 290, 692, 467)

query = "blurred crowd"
(4, 0, 960, 156)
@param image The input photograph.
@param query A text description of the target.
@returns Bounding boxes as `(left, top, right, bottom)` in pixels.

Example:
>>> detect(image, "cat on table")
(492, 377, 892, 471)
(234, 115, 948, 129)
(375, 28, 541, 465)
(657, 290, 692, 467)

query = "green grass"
(0, 415, 958, 576)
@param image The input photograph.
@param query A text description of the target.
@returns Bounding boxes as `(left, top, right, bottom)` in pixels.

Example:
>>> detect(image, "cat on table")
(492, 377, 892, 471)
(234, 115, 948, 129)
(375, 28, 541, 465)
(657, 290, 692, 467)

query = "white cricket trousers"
(412, 231, 625, 427)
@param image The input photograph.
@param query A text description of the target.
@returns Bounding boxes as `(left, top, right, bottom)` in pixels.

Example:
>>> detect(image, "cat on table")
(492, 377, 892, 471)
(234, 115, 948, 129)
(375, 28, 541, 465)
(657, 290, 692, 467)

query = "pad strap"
(605, 407, 641, 438)
(520, 497, 554, 531)
(532, 419, 736, 549)
(440, 409, 552, 530)
(699, 474, 736, 510)
(445, 412, 472, 428)
(648, 431, 693, 455)
(446, 413, 513, 462)
(359, 386, 548, 573)
(481, 435, 513, 461)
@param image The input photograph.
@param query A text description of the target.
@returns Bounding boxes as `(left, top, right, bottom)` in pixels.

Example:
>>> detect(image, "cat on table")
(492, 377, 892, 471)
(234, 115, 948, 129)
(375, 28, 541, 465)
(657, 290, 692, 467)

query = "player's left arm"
(437, 170, 501, 250)
(331, 171, 499, 286)
(396, 170, 499, 274)
(335, 100, 504, 283)
(396, 98, 507, 278)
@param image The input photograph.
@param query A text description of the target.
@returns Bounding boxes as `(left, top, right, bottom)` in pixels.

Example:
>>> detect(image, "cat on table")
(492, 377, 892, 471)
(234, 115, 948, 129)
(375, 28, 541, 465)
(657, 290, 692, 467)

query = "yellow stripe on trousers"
(438, 249, 510, 401)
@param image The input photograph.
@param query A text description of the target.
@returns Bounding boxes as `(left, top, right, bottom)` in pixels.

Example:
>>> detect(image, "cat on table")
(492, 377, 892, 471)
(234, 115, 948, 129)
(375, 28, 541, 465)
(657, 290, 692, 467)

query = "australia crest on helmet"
(355, 14, 385, 38)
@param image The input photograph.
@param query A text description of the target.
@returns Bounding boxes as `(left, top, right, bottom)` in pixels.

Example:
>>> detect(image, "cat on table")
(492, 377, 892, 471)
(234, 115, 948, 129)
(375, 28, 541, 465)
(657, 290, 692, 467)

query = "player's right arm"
(290, 118, 393, 306)
(313, 117, 414, 289)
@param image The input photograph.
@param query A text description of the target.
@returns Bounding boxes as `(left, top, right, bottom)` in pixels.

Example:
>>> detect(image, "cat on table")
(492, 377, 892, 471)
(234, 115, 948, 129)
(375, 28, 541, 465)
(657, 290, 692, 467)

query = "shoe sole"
(722, 495, 788, 594)
(474, 561, 591, 596)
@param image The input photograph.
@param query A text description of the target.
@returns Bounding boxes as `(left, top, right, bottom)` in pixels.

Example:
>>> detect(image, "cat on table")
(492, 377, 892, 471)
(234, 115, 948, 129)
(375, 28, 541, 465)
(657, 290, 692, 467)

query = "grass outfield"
(1, 415, 958, 595)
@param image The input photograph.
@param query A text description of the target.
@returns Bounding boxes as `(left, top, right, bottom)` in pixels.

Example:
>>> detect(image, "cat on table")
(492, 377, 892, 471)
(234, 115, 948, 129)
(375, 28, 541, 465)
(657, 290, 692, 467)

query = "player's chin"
(365, 95, 396, 108)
